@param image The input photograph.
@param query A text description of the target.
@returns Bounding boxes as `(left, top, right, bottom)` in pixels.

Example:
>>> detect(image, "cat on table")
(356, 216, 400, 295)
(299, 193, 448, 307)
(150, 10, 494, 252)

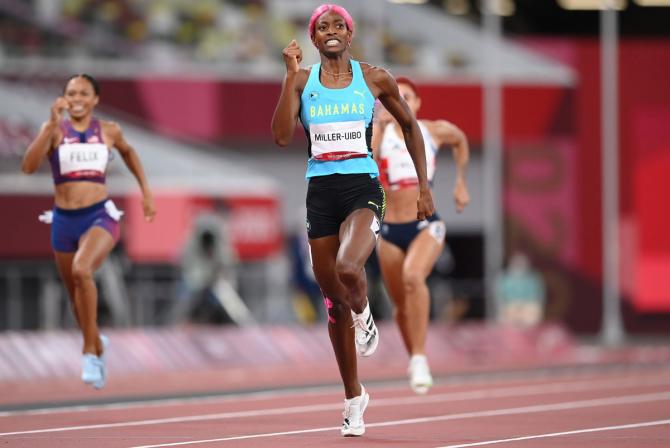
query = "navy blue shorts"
(51, 199, 121, 253)
(306, 173, 386, 239)
(380, 213, 445, 252)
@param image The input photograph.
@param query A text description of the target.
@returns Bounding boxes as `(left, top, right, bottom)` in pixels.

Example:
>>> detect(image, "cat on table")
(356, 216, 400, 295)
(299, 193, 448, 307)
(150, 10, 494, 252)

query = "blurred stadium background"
(1, 0, 670, 388)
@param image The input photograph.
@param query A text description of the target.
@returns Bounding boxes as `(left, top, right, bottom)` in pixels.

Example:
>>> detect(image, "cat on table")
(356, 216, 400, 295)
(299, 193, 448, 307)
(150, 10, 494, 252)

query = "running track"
(1, 361, 669, 447)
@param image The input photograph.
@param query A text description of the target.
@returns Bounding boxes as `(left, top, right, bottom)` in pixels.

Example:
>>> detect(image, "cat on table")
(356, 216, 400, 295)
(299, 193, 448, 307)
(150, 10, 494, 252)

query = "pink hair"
(308, 4, 355, 42)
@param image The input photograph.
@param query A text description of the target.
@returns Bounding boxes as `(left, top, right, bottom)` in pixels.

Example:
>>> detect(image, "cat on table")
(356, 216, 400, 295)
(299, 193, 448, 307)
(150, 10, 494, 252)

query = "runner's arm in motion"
(272, 39, 307, 146)
(372, 68, 434, 219)
(371, 101, 394, 160)
(429, 120, 470, 212)
(105, 121, 156, 222)
(22, 97, 67, 173)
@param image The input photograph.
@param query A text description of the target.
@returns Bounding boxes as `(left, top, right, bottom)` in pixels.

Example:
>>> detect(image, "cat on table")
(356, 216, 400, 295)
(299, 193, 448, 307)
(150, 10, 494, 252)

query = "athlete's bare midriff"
(383, 186, 425, 223)
(54, 182, 108, 210)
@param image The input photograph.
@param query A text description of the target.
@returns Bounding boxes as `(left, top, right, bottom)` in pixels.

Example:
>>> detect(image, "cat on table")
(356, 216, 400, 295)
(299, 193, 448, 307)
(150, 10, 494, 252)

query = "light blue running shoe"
(93, 334, 109, 389)
(81, 353, 102, 385)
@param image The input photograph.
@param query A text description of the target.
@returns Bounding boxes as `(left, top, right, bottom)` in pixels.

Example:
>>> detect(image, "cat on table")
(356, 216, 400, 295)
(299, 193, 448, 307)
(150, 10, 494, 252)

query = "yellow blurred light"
(478, 0, 517, 15)
(557, 0, 628, 9)
(444, 0, 471, 15)
(634, 0, 670, 5)
(495, 0, 516, 16)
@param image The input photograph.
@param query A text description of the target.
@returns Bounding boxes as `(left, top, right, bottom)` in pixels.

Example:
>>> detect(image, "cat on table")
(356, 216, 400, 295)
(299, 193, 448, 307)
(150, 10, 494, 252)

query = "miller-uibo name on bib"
(310, 120, 368, 161)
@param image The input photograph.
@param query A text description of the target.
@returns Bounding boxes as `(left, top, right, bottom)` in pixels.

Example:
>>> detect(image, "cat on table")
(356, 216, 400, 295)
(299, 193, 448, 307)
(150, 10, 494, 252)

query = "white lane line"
(123, 391, 670, 447)
(0, 401, 341, 437)
(3, 375, 670, 437)
(0, 385, 343, 418)
(435, 419, 670, 448)
(3, 369, 670, 420)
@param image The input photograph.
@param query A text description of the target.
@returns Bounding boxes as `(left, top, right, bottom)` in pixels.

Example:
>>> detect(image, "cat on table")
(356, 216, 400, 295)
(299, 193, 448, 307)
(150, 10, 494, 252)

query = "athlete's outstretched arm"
(271, 40, 305, 147)
(106, 122, 156, 222)
(430, 120, 470, 212)
(22, 97, 67, 174)
(374, 69, 434, 219)
(371, 101, 393, 161)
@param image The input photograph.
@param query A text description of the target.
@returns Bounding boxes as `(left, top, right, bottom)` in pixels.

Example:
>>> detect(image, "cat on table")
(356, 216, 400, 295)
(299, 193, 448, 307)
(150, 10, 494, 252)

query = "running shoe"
(93, 334, 109, 390)
(351, 301, 379, 357)
(341, 385, 369, 437)
(81, 353, 102, 386)
(408, 354, 433, 394)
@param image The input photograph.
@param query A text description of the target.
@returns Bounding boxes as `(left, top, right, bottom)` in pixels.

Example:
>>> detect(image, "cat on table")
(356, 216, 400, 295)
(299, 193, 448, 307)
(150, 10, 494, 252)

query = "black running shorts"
(306, 173, 386, 239)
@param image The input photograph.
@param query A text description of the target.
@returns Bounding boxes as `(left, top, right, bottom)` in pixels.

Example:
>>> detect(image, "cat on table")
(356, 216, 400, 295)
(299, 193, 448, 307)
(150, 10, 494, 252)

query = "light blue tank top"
(299, 60, 378, 178)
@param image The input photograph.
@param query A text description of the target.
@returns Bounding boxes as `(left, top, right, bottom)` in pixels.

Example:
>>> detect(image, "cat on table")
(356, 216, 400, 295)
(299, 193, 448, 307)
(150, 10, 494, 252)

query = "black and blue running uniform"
(300, 60, 385, 239)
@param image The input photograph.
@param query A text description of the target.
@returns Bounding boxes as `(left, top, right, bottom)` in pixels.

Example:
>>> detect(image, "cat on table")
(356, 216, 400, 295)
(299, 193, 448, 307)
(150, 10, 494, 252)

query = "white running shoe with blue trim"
(81, 353, 102, 386)
(94, 334, 109, 389)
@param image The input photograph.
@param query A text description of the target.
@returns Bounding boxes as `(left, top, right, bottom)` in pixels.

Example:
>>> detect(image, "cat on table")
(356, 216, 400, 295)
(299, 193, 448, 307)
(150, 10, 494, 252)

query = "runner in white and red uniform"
(372, 76, 470, 395)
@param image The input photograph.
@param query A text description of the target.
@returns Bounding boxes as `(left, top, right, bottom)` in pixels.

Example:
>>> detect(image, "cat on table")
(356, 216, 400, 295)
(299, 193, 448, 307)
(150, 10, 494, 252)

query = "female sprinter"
(22, 74, 156, 389)
(271, 4, 434, 437)
(373, 76, 470, 394)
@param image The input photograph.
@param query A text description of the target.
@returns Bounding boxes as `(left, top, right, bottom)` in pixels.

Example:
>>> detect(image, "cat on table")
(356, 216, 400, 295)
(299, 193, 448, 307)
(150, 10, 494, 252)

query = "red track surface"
(1, 357, 669, 447)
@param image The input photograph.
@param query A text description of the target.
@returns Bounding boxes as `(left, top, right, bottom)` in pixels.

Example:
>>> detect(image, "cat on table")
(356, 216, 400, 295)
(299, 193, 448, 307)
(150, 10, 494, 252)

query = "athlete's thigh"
(74, 226, 116, 271)
(308, 234, 347, 299)
(54, 251, 76, 297)
(403, 225, 445, 279)
(337, 208, 378, 269)
(377, 238, 406, 305)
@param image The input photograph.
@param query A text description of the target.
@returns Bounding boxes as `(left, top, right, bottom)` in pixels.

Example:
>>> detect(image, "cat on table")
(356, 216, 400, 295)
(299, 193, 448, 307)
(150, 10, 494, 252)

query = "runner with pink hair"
(308, 3, 355, 42)
(272, 3, 435, 437)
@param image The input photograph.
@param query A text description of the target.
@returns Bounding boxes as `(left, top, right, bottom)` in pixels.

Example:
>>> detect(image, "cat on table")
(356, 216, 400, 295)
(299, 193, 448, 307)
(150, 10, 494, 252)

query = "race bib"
(386, 150, 418, 184)
(58, 143, 108, 177)
(310, 120, 368, 160)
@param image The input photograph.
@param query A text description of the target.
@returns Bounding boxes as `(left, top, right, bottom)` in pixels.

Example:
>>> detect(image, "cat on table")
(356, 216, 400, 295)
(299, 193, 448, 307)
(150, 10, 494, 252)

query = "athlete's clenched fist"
(282, 39, 303, 74)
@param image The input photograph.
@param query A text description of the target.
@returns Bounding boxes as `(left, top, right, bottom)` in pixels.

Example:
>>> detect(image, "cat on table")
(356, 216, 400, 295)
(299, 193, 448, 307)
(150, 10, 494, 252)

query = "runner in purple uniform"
(22, 74, 156, 389)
